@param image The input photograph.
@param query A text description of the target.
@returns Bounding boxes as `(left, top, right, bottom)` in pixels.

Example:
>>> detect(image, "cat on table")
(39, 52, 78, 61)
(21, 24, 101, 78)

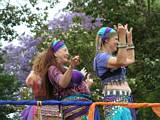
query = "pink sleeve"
(48, 65, 63, 86)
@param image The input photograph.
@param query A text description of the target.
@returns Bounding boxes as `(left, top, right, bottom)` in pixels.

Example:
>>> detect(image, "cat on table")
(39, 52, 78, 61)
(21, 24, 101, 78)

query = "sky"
(1, 0, 70, 47)
(13, 0, 70, 35)
(8, 0, 71, 20)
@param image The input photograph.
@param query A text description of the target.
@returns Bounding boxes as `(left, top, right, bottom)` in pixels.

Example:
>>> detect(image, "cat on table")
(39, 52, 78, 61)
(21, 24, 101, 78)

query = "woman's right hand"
(69, 55, 80, 69)
(124, 24, 133, 44)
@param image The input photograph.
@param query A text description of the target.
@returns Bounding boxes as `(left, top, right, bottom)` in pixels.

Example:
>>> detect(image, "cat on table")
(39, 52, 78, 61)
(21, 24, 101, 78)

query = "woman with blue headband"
(93, 24, 136, 120)
(45, 40, 92, 120)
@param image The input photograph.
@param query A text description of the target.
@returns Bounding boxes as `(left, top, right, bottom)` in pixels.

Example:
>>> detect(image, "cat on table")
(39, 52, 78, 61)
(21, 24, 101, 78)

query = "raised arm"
(107, 24, 135, 68)
(107, 24, 128, 68)
(48, 56, 80, 88)
(26, 71, 41, 87)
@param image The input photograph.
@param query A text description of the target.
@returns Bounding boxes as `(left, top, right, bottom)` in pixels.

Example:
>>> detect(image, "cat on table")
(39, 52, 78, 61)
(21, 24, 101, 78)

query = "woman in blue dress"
(93, 24, 136, 120)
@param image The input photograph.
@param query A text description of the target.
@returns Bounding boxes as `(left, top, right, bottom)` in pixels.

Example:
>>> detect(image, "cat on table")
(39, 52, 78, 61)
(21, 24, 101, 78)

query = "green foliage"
(0, 74, 20, 120)
(0, 74, 19, 100)
(64, 25, 96, 71)
(0, 49, 20, 119)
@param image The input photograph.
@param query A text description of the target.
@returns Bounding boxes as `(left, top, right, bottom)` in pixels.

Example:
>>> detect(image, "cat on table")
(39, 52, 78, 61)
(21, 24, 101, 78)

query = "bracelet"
(117, 44, 128, 48)
(127, 44, 135, 49)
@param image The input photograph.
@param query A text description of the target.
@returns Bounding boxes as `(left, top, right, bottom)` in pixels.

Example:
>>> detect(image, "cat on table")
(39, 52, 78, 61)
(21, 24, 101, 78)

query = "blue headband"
(51, 40, 66, 52)
(97, 27, 116, 42)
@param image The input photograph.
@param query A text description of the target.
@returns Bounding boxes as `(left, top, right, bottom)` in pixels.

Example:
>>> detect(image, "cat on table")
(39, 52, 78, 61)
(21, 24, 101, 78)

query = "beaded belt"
(104, 90, 131, 96)
(101, 75, 126, 85)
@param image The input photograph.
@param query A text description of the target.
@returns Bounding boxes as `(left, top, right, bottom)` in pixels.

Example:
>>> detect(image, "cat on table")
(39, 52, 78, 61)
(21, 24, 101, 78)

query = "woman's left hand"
(80, 67, 87, 77)
(85, 74, 93, 88)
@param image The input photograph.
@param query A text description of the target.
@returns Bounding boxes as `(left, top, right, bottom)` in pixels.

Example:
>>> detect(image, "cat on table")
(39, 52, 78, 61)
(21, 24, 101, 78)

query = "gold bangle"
(117, 44, 128, 48)
(127, 44, 135, 49)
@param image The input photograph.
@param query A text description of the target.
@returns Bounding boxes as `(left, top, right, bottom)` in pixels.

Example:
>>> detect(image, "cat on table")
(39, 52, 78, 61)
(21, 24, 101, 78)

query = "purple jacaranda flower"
(3, 12, 103, 84)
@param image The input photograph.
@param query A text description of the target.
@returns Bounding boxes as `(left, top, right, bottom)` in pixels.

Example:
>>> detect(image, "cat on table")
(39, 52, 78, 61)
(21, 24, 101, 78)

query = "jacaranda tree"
(3, 12, 102, 84)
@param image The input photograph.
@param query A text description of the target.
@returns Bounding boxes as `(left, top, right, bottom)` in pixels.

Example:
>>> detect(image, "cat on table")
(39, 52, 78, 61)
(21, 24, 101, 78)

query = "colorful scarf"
(62, 94, 92, 120)
(21, 105, 61, 120)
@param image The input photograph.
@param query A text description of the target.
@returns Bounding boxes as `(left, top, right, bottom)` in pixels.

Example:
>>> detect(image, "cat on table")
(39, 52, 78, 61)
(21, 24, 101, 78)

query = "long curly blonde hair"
(26, 44, 64, 99)
(26, 51, 47, 86)
(32, 50, 47, 76)
(25, 50, 50, 100)
(30, 46, 60, 99)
